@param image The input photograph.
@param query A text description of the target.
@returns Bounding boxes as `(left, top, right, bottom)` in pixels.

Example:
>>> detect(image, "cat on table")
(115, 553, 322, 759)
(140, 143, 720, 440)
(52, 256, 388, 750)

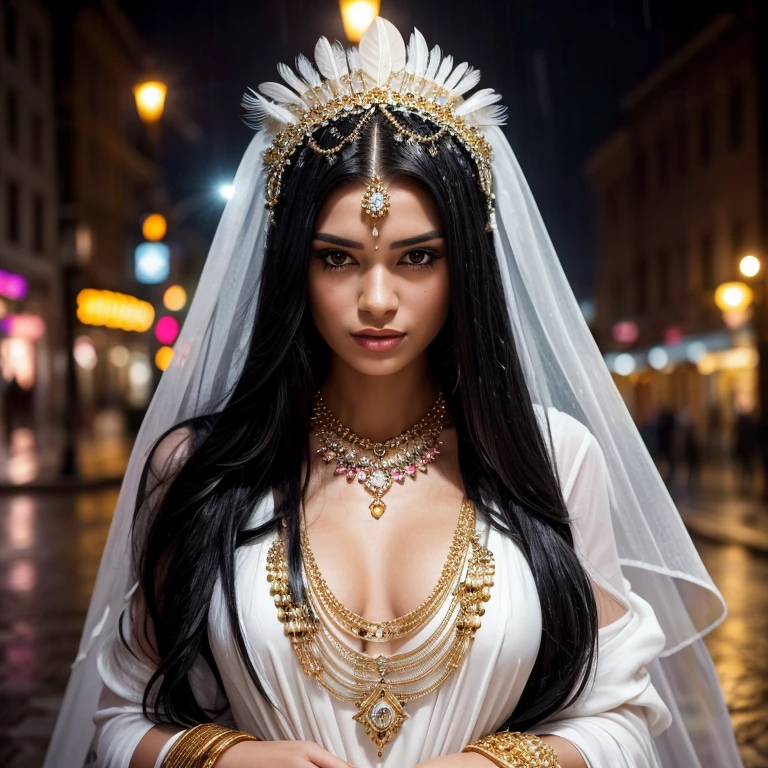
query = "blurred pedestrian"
(733, 409, 759, 493)
(677, 409, 701, 491)
(657, 407, 677, 485)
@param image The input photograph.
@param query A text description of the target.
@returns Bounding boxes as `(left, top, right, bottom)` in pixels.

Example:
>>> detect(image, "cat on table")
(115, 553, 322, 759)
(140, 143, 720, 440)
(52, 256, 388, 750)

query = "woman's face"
(308, 177, 450, 377)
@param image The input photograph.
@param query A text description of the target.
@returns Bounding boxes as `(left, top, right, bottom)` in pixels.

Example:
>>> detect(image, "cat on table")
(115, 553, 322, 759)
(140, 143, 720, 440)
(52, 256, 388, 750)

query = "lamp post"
(339, 0, 380, 43)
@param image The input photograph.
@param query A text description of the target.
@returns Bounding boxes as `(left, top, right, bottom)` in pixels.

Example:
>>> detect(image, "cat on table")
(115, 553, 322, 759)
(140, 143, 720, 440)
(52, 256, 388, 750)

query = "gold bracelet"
(162, 723, 258, 768)
(200, 731, 259, 768)
(163, 724, 226, 768)
(462, 731, 562, 768)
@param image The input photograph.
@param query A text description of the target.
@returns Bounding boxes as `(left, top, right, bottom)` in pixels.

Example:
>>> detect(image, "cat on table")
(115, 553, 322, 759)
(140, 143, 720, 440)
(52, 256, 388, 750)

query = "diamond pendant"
(353, 684, 409, 757)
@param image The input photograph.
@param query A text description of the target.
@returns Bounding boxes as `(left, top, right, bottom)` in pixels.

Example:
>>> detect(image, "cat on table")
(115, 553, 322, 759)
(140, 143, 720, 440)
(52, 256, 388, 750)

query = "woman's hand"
(415, 754, 495, 768)
(216, 739, 357, 768)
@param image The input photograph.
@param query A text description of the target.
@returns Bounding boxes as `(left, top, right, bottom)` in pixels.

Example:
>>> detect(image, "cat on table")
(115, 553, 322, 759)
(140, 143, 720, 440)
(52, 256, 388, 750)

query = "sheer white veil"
(44, 32, 741, 768)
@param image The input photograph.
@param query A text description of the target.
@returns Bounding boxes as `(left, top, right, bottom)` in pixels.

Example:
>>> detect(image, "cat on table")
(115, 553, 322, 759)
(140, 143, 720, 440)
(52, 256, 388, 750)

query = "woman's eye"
(400, 249, 437, 268)
(319, 250, 355, 269)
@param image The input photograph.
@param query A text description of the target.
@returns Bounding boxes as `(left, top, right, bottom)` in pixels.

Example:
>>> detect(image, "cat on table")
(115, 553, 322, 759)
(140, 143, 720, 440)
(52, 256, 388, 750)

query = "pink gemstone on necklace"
(405, 464, 416, 476)
(390, 469, 402, 481)
(335, 466, 347, 475)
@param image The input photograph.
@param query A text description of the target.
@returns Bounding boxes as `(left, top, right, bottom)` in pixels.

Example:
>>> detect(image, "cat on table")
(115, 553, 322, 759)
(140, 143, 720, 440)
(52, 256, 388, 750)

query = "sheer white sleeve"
(90, 428, 233, 768)
(528, 411, 673, 767)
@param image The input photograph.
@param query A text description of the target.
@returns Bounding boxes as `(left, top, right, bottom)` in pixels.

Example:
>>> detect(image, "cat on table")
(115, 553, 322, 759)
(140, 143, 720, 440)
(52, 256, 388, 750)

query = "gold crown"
(243, 18, 506, 231)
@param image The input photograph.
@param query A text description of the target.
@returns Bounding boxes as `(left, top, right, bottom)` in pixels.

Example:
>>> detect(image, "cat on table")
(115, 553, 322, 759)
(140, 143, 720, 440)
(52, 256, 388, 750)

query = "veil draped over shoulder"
(44, 18, 741, 768)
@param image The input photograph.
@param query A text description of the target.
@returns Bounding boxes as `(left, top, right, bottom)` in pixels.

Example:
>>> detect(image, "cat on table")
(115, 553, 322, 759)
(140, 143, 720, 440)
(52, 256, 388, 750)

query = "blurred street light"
(142, 213, 168, 242)
(133, 79, 168, 124)
(163, 285, 187, 311)
(714, 281, 754, 312)
(219, 184, 235, 200)
(740, 254, 761, 278)
(339, 0, 380, 43)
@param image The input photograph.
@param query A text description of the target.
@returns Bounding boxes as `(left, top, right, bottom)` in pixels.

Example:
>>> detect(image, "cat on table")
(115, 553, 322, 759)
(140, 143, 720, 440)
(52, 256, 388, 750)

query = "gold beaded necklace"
(266, 499, 495, 758)
(300, 499, 477, 644)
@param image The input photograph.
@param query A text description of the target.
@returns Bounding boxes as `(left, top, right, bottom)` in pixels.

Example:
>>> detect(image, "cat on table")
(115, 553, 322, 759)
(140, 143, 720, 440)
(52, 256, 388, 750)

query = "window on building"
(635, 256, 648, 314)
(32, 194, 44, 253)
(634, 150, 647, 201)
(731, 220, 744, 257)
(6, 181, 20, 244)
(656, 137, 669, 190)
(6, 89, 19, 151)
(729, 85, 743, 151)
(30, 112, 43, 166)
(700, 232, 714, 290)
(678, 242, 688, 300)
(699, 105, 712, 166)
(658, 250, 670, 306)
(676, 120, 688, 176)
(4, 4, 18, 60)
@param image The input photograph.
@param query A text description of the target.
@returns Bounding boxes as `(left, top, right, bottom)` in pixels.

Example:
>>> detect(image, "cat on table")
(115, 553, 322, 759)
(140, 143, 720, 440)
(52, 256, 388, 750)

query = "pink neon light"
(0, 270, 28, 300)
(155, 316, 179, 345)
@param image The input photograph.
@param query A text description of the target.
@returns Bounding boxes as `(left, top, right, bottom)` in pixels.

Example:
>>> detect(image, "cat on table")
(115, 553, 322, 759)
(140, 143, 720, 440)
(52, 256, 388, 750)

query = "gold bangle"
(163, 724, 225, 768)
(200, 731, 258, 768)
(462, 731, 562, 768)
(162, 724, 257, 768)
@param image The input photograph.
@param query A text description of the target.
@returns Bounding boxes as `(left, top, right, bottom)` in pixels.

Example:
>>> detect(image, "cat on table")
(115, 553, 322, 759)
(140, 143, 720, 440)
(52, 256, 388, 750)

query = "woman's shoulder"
(534, 406, 606, 488)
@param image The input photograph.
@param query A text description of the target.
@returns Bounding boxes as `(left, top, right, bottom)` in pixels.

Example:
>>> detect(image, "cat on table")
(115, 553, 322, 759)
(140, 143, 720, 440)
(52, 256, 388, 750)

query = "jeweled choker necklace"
(311, 390, 447, 519)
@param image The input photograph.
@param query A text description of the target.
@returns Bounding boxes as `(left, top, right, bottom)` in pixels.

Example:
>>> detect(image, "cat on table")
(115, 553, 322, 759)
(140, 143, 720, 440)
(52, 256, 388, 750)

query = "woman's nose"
(358, 264, 398, 317)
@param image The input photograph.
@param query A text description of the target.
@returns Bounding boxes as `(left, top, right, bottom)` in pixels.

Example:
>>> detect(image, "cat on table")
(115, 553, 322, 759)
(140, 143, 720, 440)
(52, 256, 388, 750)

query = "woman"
(46, 18, 740, 768)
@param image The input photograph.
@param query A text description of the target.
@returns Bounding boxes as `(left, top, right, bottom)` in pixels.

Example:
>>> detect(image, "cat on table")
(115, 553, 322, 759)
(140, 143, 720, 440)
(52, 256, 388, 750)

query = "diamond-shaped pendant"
(353, 685, 409, 757)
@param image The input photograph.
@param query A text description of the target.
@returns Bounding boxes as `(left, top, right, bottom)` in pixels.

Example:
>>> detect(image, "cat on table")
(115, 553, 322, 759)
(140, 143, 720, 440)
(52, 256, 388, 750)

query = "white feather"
(452, 67, 481, 96)
(314, 36, 343, 83)
(473, 104, 507, 126)
(277, 62, 310, 99)
(408, 28, 429, 76)
(434, 54, 454, 87)
(424, 45, 441, 81)
(296, 54, 322, 88)
(360, 16, 405, 87)
(258, 81, 307, 108)
(454, 87, 502, 117)
(443, 61, 468, 92)
(347, 45, 361, 72)
(241, 88, 298, 130)
(332, 41, 350, 78)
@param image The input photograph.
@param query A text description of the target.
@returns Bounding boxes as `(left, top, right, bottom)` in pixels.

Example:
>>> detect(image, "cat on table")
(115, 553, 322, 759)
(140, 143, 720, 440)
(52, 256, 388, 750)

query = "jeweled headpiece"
(243, 17, 506, 231)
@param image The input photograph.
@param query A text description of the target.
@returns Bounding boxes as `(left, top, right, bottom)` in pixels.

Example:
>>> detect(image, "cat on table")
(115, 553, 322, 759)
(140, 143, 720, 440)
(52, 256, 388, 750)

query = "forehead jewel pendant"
(361, 174, 390, 246)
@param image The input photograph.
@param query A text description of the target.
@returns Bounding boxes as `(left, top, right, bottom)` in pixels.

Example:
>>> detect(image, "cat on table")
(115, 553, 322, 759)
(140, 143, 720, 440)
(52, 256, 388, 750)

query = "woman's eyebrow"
(389, 230, 444, 249)
(311, 230, 445, 250)
(313, 233, 364, 248)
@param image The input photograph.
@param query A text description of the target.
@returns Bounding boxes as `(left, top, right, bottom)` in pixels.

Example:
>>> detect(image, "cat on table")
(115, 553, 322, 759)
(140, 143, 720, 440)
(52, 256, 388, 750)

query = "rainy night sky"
(119, 0, 742, 295)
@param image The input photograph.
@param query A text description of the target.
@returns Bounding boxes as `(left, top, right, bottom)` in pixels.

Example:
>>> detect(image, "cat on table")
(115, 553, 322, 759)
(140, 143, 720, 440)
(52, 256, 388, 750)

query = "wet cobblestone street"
(1, 488, 766, 767)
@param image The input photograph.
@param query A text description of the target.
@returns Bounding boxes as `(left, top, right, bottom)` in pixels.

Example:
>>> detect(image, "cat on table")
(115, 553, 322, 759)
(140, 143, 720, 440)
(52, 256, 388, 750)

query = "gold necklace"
(301, 500, 476, 644)
(266, 500, 495, 758)
(311, 390, 447, 519)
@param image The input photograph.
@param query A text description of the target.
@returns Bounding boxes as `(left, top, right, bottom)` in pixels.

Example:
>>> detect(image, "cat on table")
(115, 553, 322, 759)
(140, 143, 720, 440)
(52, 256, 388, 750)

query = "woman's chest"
(300, 488, 469, 654)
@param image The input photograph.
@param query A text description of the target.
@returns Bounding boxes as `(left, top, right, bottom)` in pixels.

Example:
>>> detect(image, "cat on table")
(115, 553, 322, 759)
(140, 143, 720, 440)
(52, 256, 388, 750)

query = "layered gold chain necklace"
(311, 390, 447, 519)
(266, 499, 495, 758)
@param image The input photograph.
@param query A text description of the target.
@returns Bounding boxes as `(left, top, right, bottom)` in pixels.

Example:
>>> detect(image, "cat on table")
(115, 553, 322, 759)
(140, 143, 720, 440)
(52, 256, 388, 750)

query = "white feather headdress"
(245, 17, 505, 229)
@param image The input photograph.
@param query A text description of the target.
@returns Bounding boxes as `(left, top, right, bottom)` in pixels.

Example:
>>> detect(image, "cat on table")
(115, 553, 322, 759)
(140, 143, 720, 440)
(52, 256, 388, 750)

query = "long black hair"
(129, 110, 598, 733)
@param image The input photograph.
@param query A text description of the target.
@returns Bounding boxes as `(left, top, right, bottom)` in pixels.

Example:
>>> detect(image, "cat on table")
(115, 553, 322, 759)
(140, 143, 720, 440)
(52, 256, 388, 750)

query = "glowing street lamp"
(739, 254, 761, 278)
(133, 80, 167, 124)
(339, 0, 380, 43)
(715, 281, 754, 330)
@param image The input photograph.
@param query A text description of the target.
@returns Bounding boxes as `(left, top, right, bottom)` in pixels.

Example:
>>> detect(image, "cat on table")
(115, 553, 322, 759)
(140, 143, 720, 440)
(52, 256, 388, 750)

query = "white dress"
(92, 410, 672, 768)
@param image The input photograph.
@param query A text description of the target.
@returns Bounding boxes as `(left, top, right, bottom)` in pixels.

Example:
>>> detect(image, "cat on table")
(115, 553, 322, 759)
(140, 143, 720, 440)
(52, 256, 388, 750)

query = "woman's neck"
(320, 358, 440, 442)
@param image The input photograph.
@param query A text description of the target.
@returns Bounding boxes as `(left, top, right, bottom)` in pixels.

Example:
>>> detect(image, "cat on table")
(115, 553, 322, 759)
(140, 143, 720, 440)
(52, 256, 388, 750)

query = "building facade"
(0, 0, 59, 438)
(586, 12, 761, 445)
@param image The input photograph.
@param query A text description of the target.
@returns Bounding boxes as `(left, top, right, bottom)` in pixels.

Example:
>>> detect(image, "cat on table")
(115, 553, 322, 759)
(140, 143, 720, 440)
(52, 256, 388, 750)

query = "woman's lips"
(351, 333, 406, 352)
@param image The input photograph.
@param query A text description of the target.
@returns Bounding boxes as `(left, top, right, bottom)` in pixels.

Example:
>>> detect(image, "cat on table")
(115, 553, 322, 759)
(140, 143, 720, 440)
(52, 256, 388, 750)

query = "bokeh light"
(155, 345, 174, 371)
(155, 316, 179, 345)
(163, 285, 187, 311)
(142, 213, 168, 242)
